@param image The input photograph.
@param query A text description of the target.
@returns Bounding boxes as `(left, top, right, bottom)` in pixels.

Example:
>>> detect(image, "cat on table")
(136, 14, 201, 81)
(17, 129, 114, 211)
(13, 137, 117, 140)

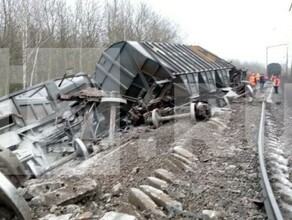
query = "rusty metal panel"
(189, 45, 233, 69)
(143, 42, 204, 73)
(143, 42, 232, 74)
(141, 42, 232, 95)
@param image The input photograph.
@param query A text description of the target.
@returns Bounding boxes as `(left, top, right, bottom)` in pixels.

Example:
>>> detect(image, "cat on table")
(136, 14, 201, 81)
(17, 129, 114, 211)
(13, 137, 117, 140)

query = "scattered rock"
(77, 211, 93, 220)
(147, 176, 169, 191)
(39, 213, 73, 220)
(128, 188, 166, 218)
(191, 186, 206, 195)
(100, 211, 137, 220)
(249, 198, 264, 206)
(23, 181, 65, 200)
(202, 210, 221, 219)
(65, 204, 81, 216)
(106, 197, 112, 203)
(212, 112, 220, 117)
(112, 182, 122, 196)
(226, 165, 236, 173)
(164, 159, 181, 172)
(211, 118, 229, 130)
(248, 173, 257, 180)
(140, 185, 183, 214)
(201, 157, 213, 163)
(154, 169, 176, 184)
(168, 155, 194, 173)
(229, 189, 241, 194)
(101, 193, 112, 201)
(131, 167, 140, 175)
(172, 189, 186, 199)
(50, 205, 58, 213)
(93, 145, 102, 154)
(30, 178, 98, 207)
(171, 153, 193, 166)
(89, 201, 98, 210)
(173, 146, 198, 161)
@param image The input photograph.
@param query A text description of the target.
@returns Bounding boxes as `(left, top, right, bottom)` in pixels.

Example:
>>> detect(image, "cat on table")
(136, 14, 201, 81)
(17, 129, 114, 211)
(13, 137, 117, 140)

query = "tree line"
(0, 0, 181, 65)
(0, 0, 181, 93)
(230, 59, 267, 77)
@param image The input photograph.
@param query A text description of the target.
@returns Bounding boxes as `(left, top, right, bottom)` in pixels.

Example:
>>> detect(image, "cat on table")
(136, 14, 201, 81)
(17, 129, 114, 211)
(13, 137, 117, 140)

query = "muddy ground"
(22, 99, 267, 220)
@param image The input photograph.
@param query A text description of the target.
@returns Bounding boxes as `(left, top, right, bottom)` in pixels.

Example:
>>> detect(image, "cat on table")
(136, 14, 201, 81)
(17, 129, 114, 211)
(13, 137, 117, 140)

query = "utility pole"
(289, 2, 292, 77)
(286, 46, 289, 76)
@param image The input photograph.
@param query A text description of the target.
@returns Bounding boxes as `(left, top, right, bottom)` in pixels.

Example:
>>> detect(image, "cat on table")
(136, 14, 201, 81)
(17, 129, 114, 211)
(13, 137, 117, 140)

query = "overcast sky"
(140, 0, 292, 64)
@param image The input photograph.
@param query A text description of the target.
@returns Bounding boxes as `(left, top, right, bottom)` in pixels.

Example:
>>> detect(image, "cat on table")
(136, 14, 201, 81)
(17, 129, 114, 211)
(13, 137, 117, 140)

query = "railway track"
(258, 85, 292, 219)
(258, 101, 283, 220)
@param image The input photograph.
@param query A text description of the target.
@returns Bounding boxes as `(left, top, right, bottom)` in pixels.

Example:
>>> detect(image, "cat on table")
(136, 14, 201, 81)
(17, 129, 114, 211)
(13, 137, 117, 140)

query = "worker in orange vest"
(249, 73, 256, 87)
(273, 75, 281, 94)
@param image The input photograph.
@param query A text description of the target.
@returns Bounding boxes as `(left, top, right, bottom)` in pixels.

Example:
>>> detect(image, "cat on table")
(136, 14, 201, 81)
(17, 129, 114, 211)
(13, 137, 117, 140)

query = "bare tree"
(104, 0, 181, 45)
(0, 0, 182, 91)
(230, 59, 266, 76)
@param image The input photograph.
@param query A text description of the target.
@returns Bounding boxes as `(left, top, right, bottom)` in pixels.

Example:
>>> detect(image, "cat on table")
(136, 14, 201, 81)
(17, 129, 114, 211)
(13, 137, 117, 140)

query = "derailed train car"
(95, 41, 238, 124)
(0, 74, 95, 220)
(0, 73, 122, 219)
(95, 41, 233, 103)
(0, 74, 102, 179)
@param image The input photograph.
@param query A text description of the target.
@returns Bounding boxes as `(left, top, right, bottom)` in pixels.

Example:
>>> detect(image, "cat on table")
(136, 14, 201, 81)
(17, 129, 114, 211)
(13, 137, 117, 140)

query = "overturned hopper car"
(95, 41, 235, 119)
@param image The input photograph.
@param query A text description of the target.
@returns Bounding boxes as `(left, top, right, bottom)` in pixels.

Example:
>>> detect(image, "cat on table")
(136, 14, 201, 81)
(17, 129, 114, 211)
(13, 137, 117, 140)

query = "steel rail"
(258, 101, 283, 220)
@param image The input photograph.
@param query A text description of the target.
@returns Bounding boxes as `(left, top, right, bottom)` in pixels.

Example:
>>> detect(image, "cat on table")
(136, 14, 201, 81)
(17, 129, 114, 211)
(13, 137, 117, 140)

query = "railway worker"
(255, 72, 261, 91)
(273, 75, 281, 94)
(249, 73, 257, 90)
(259, 74, 266, 93)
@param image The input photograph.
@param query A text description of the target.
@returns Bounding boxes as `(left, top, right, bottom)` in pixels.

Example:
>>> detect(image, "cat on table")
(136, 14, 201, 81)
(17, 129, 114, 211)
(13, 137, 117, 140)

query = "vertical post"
(286, 45, 289, 76)
(108, 104, 117, 143)
(290, 58, 292, 79)
(266, 47, 269, 69)
(101, 93, 127, 146)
